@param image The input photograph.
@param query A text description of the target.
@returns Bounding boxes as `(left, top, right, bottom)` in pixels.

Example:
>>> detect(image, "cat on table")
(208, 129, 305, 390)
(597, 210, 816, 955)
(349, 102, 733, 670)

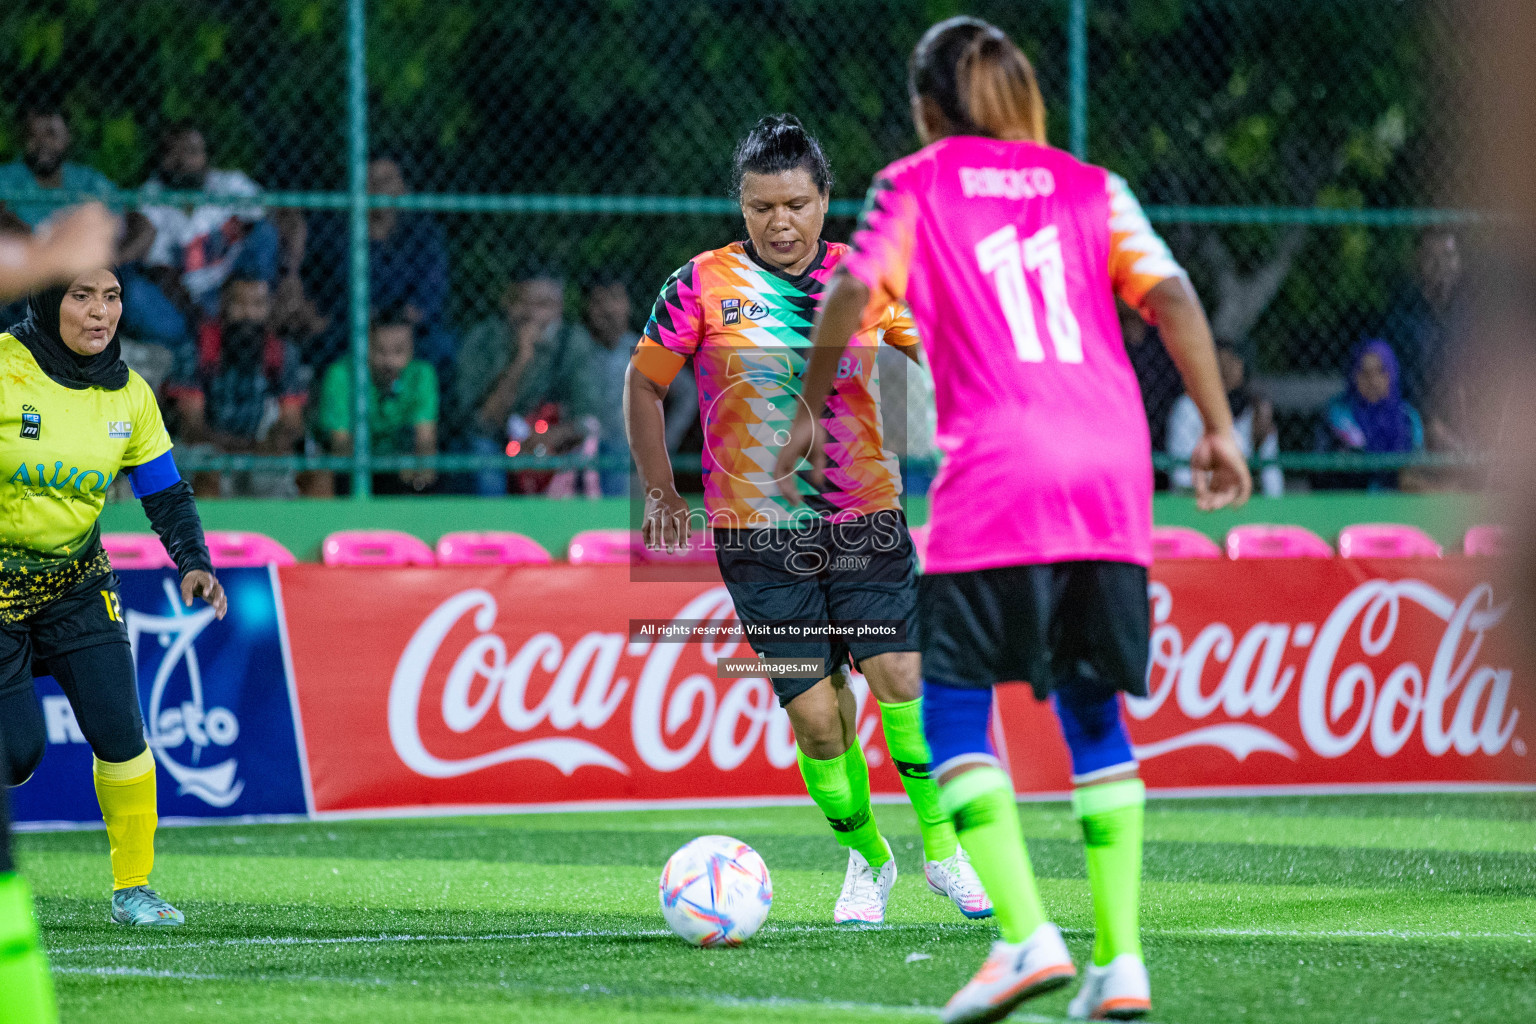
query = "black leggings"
(0, 641, 148, 788)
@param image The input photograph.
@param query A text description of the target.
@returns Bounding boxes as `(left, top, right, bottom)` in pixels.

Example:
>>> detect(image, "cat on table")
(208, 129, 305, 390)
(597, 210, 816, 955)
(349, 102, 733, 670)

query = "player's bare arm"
(625, 360, 690, 551)
(1142, 275, 1253, 511)
(0, 203, 119, 302)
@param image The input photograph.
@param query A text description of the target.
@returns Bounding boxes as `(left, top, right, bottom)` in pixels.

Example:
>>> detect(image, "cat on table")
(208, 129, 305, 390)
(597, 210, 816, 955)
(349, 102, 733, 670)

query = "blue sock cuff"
(922, 679, 995, 773)
(1052, 686, 1136, 780)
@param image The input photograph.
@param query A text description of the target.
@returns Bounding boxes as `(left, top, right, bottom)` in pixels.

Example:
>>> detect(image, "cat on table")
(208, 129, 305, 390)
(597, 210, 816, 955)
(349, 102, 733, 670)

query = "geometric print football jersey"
(635, 239, 917, 527)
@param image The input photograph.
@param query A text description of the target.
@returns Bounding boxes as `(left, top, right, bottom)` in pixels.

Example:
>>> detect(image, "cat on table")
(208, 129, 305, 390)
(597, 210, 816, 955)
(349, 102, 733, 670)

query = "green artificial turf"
(16, 793, 1536, 1023)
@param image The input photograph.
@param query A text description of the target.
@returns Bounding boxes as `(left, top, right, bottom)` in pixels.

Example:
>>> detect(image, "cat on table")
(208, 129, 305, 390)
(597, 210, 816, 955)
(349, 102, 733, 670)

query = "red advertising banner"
(280, 559, 1533, 814)
(281, 566, 903, 813)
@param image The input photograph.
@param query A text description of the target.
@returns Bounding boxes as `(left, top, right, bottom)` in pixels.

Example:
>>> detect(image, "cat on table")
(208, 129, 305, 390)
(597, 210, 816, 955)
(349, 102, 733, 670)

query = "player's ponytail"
(911, 16, 1046, 144)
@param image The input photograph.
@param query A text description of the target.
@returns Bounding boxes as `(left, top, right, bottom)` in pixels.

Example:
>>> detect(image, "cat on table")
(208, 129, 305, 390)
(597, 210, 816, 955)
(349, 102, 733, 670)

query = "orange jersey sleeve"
(635, 257, 706, 386)
(879, 304, 921, 349)
(1106, 173, 1186, 317)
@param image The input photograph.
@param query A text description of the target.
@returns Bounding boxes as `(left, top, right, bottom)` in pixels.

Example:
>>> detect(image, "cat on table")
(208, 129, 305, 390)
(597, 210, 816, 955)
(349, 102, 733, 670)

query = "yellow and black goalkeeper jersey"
(0, 331, 173, 620)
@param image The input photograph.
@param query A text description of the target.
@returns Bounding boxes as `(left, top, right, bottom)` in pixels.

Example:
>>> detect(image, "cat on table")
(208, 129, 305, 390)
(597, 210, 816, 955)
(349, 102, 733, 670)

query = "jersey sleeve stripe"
(127, 449, 181, 499)
(632, 338, 686, 387)
(643, 260, 703, 355)
(1106, 172, 1186, 311)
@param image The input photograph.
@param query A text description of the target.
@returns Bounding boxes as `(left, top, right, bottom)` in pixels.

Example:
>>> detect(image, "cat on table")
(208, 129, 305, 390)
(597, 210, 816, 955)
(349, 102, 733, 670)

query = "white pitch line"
(52, 964, 959, 1018)
(1186, 926, 1536, 940)
(46, 922, 975, 957)
(45, 928, 674, 957)
(46, 920, 1535, 960)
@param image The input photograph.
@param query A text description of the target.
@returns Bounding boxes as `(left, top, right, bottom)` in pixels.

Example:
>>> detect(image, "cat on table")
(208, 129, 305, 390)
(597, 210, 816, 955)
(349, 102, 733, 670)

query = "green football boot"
(110, 885, 185, 926)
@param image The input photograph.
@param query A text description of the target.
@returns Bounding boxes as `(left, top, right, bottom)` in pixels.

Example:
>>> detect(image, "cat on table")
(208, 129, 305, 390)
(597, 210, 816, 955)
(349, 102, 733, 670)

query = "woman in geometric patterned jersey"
(628, 116, 992, 926)
(780, 17, 1252, 1024)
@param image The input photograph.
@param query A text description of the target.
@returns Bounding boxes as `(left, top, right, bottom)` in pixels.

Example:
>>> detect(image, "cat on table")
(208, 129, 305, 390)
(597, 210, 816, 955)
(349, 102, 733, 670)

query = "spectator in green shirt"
(318, 310, 439, 494)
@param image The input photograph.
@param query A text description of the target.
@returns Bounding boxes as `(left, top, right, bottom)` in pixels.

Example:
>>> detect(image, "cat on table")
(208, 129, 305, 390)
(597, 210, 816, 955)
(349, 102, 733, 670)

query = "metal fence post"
(347, 0, 372, 498)
(1068, 0, 1088, 159)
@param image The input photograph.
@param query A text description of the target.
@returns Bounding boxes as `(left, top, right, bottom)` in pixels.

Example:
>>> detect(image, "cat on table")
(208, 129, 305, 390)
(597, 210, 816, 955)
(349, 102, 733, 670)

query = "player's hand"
(772, 415, 825, 506)
(37, 202, 120, 279)
(1190, 430, 1253, 511)
(182, 570, 228, 620)
(643, 486, 692, 553)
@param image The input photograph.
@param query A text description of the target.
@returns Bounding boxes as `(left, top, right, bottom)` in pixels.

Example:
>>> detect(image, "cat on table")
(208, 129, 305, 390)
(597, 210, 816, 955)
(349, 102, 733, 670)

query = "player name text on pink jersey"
(958, 165, 1056, 200)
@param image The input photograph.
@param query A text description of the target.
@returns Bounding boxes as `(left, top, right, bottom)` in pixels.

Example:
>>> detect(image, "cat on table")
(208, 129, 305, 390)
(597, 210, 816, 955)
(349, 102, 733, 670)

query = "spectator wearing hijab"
(1317, 339, 1424, 491)
(1167, 342, 1283, 497)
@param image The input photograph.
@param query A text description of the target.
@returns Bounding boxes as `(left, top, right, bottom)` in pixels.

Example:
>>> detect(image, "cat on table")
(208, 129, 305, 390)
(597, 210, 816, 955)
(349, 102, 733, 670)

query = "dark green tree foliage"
(0, 0, 1454, 366)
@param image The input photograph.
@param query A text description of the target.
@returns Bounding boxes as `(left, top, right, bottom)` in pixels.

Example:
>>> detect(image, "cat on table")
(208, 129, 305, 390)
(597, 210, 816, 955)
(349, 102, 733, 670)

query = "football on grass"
(658, 835, 773, 946)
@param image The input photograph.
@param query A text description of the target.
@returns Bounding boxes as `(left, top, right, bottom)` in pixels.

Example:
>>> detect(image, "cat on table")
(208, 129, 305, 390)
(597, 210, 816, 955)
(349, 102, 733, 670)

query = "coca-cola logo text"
(388, 587, 880, 779)
(1132, 578, 1522, 763)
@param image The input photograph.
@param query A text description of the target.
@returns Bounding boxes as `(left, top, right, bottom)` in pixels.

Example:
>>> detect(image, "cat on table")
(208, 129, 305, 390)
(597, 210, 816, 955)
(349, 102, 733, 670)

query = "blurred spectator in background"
(134, 122, 300, 343)
(0, 103, 158, 325)
(1168, 343, 1283, 497)
(1119, 303, 1182, 459)
(1379, 228, 1468, 437)
(1316, 339, 1424, 491)
(455, 271, 599, 496)
(303, 156, 452, 374)
(164, 275, 309, 498)
(317, 310, 439, 496)
(0, 104, 149, 244)
(584, 274, 697, 496)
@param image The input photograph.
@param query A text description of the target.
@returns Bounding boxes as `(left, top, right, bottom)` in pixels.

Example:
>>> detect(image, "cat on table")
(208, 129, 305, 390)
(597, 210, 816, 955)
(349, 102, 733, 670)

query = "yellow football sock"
(93, 749, 158, 891)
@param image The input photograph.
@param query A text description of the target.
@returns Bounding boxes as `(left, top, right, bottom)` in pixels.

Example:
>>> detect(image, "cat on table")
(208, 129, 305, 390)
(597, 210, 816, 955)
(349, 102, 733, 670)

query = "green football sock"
(1073, 778, 1146, 965)
(939, 764, 1045, 943)
(798, 744, 889, 868)
(0, 872, 58, 1024)
(878, 698, 958, 861)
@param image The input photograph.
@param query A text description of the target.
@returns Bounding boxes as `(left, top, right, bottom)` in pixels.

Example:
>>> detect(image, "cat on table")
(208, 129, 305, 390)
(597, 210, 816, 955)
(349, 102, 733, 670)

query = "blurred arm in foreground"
(0, 202, 118, 301)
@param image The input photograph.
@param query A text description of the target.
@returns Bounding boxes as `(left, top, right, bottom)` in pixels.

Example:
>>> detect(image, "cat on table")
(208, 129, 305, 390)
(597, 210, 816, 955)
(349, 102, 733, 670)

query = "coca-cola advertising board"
(996, 559, 1531, 793)
(282, 559, 1533, 815)
(280, 566, 906, 813)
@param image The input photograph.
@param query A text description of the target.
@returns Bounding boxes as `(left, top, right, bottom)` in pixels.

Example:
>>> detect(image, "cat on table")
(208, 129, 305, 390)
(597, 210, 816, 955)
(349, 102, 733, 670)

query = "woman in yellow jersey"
(0, 203, 121, 1024)
(0, 262, 226, 931)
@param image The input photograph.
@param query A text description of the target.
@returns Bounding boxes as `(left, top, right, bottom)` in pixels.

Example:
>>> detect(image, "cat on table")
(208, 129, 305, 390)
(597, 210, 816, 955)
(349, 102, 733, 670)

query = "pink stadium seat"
(909, 523, 930, 572)
(436, 531, 552, 566)
(102, 533, 173, 570)
(205, 531, 296, 568)
(1151, 526, 1223, 560)
(1338, 523, 1443, 559)
(1225, 524, 1333, 560)
(1463, 524, 1505, 558)
(322, 529, 435, 567)
(567, 529, 642, 564)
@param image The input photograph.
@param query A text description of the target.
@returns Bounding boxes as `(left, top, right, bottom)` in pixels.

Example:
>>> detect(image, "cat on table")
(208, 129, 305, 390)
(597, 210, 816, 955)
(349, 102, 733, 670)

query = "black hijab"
(9, 271, 130, 391)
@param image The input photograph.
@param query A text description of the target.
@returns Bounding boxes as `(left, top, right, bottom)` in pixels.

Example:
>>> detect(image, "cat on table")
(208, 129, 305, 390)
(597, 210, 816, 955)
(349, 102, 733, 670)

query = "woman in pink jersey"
(776, 17, 1251, 1024)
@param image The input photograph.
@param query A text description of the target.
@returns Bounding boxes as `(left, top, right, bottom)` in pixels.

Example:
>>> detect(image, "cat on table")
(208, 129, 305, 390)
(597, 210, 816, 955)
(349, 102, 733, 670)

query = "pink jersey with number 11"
(840, 136, 1187, 573)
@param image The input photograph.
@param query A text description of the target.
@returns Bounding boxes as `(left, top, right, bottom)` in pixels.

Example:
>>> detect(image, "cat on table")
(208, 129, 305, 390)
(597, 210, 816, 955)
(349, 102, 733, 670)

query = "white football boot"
(941, 921, 1076, 1024)
(833, 838, 897, 925)
(925, 846, 994, 919)
(1067, 954, 1151, 1020)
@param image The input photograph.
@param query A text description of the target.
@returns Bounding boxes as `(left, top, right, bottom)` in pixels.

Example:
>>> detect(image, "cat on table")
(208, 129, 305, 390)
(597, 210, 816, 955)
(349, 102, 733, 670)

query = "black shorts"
(0, 570, 130, 699)
(714, 509, 919, 705)
(918, 561, 1150, 700)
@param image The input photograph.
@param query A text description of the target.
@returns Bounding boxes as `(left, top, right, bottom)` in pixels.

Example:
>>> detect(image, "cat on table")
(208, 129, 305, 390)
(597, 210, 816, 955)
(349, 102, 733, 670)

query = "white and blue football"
(658, 835, 773, 946)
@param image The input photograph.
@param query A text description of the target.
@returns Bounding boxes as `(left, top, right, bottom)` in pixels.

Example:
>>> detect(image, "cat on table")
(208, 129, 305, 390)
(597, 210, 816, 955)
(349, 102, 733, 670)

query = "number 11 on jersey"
(975, 223, 1083, 364)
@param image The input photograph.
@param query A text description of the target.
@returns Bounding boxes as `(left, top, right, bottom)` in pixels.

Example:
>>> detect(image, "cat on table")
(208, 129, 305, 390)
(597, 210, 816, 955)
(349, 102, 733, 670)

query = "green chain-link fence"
(0, 0, 1478, 498)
